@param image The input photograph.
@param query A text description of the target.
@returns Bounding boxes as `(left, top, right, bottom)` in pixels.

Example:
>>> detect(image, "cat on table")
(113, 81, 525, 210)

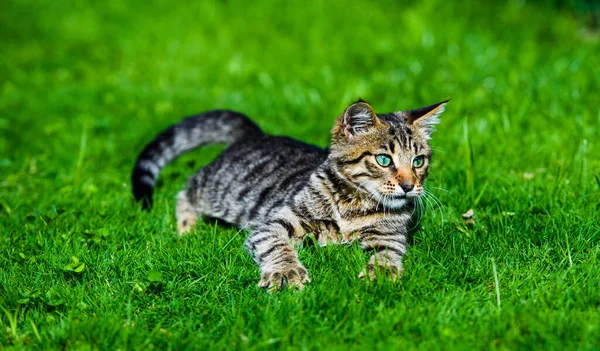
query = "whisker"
(430, 146, 445, 154)
(409, 198, 423, 230)
(375, 190, 382, 212)
(422, 190, 444, 224)
(353, 182, 369, 205)
(354, 181, 380, 210)
(426, 186, 450, 193)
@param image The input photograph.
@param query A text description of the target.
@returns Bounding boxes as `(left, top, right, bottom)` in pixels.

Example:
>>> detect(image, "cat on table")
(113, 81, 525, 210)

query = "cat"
(132, 100, 448, 291)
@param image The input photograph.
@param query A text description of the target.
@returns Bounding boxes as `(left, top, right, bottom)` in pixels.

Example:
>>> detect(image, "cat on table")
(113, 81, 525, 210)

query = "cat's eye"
(412, 155, 425, 168)
(375, 154, 392, 167)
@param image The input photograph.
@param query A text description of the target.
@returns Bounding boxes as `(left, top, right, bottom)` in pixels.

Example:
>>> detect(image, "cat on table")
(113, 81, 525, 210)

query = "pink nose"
(400, 183, 414, 192)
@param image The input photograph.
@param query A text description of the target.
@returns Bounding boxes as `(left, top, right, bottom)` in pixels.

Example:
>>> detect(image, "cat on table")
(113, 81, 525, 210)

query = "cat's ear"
(337, 101, 380, 138)
(403, 100, 449, 139)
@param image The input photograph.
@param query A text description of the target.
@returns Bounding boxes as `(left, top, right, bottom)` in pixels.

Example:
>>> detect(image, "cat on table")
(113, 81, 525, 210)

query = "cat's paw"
(176, 215, 197, 236)
(176, 191, 198, 236)
(258, 264, 311, 292)
(358, 264, 404, 281)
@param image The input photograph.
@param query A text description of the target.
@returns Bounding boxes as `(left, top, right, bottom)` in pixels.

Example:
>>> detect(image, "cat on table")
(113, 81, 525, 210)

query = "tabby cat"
(132, 100, 448, 291)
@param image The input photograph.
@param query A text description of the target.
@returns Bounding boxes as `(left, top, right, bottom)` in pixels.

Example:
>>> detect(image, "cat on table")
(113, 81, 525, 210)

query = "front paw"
(258, 264, 311, 292)
(358, 264, 404, 281)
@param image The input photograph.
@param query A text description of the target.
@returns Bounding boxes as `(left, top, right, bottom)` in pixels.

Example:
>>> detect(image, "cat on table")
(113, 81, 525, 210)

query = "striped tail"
(131, 110, 263, 209)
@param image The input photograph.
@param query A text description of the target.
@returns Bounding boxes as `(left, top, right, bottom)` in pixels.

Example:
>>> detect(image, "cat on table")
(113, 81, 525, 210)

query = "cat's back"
(192, 134, 328, 227)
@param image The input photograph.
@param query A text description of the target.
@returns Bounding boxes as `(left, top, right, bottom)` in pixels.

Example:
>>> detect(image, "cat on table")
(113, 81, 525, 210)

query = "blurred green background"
(1, 0, 599, 349)
(1, 0, 598, 223)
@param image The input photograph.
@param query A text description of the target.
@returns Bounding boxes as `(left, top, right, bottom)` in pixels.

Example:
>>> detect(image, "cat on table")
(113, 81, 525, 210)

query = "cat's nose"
(400, 183, 414, 193)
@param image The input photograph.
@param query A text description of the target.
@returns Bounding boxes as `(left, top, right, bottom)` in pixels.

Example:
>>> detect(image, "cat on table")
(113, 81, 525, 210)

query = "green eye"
(375, 154, 392, 167)
(412, 155, 425, 168)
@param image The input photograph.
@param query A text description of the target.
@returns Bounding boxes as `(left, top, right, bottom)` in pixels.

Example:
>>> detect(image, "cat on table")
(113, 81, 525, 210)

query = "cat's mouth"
(389, 191, 422, 199)
(379, 193, 410, 210)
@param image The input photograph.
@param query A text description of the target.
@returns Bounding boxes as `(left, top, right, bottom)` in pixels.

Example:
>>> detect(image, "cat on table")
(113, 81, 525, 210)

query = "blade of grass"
(75, 123, 88, 184)
(491, 258, 501, 310)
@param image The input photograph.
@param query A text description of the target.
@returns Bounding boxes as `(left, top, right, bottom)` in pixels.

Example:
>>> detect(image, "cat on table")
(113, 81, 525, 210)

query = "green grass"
(1, 0, 599, 349)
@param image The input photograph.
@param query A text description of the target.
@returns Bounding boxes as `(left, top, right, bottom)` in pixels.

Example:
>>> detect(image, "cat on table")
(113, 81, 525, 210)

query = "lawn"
(1, 0, 599, 349)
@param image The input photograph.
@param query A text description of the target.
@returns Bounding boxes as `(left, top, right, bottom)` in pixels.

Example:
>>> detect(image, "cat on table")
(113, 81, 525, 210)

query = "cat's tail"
(131, 110, 263, 209)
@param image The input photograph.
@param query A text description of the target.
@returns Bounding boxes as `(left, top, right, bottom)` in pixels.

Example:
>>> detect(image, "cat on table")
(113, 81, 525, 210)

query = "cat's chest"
(337, 215, 382, 236)
(307, 212, 409, 246)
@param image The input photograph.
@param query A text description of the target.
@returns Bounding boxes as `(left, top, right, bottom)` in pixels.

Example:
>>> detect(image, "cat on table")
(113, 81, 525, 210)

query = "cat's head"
(329, 99, 448, 209)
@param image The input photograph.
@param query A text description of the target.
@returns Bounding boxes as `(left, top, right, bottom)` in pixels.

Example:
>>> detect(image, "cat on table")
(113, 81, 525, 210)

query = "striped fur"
(132, 100, 448, 290)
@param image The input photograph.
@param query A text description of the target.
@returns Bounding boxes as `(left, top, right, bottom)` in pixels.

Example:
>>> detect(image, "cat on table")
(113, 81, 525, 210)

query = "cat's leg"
(357, 229, 407, 280)
(176, 190, 198, 235)
(176, 170, 211, 235)
(245, 208, 310, 291)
